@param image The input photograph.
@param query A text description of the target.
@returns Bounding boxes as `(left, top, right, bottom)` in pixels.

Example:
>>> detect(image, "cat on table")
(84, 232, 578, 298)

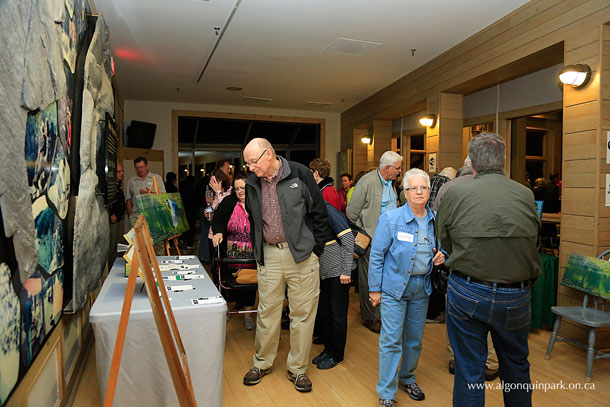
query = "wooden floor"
(72, 289, 610, 407)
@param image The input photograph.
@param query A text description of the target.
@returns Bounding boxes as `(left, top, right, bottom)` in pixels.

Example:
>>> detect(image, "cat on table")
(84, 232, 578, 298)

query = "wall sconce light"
(361, 135, 373, 145)
(419, 114, 437, 127)
(559, 64, 591, 88)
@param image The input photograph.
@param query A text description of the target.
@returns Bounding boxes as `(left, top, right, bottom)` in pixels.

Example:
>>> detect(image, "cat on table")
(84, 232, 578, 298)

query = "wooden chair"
(544, 250, 610, 382)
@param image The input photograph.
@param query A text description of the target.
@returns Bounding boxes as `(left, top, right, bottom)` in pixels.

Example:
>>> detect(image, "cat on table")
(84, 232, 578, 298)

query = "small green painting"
(136, 193, 189, 244)
(563, 254, 610, 300)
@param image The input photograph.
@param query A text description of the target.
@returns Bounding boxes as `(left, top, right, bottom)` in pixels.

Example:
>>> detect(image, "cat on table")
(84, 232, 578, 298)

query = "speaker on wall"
(126, 120, 157, 149)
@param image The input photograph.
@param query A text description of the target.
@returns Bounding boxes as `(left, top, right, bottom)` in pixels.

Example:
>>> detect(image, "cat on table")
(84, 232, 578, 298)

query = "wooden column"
(559, 24, 609, 344)
(510, 117, 528, 183)
(370, 120, 392, 168)
(352, 128, 369, 175)
(427, 93, 463, 173)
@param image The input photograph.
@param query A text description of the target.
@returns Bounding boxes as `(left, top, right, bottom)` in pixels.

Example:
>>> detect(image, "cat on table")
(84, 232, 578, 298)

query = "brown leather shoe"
(243, 366, 271, 385)
(286, 370, 312, 392)
(364, 319, 381, 333)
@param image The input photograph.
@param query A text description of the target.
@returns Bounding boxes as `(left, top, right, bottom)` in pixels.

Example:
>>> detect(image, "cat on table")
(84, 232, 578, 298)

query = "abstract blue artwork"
(24, 102, 58, 201)
(31, 196, 64, 275)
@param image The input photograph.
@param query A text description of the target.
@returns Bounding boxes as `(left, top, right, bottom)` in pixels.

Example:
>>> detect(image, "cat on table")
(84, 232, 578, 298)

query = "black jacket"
(245, 157, 328, 265)
(211, 194, 240, 257)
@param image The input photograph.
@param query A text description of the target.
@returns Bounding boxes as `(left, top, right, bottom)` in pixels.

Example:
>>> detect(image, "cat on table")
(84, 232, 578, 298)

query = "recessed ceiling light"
(226, 86, 243, 91)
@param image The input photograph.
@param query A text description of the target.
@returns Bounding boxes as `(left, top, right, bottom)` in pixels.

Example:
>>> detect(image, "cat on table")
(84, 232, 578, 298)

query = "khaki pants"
(253, 245, 320, 374)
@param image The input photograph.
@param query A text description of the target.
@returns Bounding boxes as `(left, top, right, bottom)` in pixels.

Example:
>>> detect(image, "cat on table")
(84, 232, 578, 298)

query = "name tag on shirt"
(397, 232, 414, 242)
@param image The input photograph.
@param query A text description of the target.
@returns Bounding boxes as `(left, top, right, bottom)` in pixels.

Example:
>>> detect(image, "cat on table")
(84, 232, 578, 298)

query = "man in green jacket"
(436, 133, 541, 407)
(346, 151, 402, 333)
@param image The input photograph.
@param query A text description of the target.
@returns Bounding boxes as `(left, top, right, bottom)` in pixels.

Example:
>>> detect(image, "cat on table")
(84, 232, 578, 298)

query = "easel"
(104, 215, 197, 407)
(148, 177, 182, 256)
(165, 233, 182, 256)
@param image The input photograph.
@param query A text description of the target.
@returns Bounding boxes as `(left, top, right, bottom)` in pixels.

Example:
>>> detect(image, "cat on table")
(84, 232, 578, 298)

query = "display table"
(531, 253, 558, 330)
(90, 256, 226, 407)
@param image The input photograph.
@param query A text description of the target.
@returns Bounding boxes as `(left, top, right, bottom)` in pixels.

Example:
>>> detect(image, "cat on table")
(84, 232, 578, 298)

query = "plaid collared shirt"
(261, 158, 287, 244)
(429, 174, 450, 207)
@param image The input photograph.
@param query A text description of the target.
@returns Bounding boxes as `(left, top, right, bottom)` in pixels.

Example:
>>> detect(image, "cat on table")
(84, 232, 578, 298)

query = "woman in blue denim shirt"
(369, 168, 445, 407)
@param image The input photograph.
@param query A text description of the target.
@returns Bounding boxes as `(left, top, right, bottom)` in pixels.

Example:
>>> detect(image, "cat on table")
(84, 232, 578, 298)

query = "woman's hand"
(209, 176, 222, 194)
(369, 291, 381, 307)
(340, 274, 351, 285)
(212, 233, 223, 247)
(433, 248, 446, 266)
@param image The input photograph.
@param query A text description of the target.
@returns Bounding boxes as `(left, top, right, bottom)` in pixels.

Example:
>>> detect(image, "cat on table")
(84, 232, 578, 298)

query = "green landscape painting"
(136, 193, 189, 244)
(564, 254, 610, 300)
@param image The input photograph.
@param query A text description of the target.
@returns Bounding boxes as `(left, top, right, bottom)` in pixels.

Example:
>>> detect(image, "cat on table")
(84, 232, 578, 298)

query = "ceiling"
(94, 0, 530, 113)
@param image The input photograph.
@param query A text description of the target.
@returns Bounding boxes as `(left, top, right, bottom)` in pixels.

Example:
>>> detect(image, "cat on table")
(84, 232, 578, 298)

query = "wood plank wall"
(558, 22, 610, 342)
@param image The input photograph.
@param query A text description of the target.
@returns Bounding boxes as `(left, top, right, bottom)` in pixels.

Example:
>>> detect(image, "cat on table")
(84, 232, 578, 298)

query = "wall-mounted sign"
(428, 153, 437, 173)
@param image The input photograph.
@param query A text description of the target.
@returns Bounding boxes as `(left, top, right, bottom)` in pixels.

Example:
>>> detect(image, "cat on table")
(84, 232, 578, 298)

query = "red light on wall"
(114, 48, 146, 62)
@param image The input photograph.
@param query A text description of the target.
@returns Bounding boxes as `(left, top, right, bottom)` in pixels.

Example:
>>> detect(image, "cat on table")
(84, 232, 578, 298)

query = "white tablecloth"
(90, 256, 226, 407)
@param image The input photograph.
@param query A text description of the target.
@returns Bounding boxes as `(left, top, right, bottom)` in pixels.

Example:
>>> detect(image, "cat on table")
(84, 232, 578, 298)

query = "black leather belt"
(265, 241, 287, 249)
(452, 270, 532, 289)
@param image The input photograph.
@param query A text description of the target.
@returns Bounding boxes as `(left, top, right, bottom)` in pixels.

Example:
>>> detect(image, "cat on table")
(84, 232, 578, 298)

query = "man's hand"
(139, 188, 149, 194)
(340, 274, 351, 285)
(432, 248, 446, 266)
(369, 291, 381, 307)
(212, 233, 223, 247)
(110, 214, 117, 223)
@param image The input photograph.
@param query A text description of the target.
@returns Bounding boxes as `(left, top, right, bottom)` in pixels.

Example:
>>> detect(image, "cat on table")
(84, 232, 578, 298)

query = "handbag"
(232, 268, 258, 284)
(347, 220, 371, 259)
(431, 220, 449, 293)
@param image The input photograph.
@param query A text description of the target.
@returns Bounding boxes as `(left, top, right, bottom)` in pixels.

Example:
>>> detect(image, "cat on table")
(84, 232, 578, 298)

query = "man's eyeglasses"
(405, 186, 429, 192)
(245, 149, 268, 168)
(390, 165, 402, 171)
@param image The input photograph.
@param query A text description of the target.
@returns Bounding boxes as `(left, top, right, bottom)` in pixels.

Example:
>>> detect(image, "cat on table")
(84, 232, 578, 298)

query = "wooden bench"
(544, 251, 610, 382)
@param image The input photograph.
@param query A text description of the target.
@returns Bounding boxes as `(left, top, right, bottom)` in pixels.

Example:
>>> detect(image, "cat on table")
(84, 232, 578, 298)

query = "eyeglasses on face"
(245, 149, 268, 168)
(390, 165, 402, 171)
(405, 186, 429, 192)
(234, 186, 246, 191)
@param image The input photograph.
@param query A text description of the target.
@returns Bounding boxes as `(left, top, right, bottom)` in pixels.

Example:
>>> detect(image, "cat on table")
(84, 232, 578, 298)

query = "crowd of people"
(112, 133, 542, 407)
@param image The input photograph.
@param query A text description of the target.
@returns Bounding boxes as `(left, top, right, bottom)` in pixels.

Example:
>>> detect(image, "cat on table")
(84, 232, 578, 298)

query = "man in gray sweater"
(346, 151, 403, 333)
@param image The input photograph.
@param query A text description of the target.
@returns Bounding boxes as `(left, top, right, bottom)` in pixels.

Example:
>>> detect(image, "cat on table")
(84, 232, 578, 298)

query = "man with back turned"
(436, 132, 541, 407)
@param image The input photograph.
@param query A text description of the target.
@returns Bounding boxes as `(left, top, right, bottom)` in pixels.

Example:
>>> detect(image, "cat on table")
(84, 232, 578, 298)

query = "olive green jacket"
(436, 171, 542, 283)
(346, 170, 384, 238)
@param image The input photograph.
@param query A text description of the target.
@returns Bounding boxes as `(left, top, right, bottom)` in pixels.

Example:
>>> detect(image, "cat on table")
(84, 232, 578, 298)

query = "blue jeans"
(377, 275, 429, 400)
(446, 273, 532, 407)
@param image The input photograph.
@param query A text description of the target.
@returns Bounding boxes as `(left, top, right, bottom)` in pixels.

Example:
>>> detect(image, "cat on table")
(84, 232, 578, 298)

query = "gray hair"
(378, 151, 403, 169)
(402, 168, 430, 190)
(439, 167, 457, 179)
(468, 133, 505, 172)
(464, 156, 471, 167)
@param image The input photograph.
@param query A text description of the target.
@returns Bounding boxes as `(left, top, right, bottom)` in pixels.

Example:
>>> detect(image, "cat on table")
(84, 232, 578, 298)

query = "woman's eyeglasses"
(405, 186, 429, 192)
(235, 186, 246, 191)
